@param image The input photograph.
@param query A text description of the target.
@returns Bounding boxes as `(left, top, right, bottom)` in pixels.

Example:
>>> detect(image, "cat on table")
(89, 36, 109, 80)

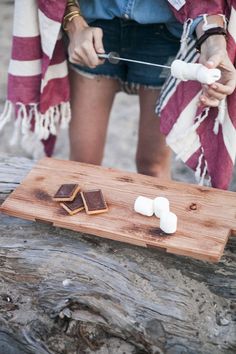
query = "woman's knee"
(135, 153, 171, 178)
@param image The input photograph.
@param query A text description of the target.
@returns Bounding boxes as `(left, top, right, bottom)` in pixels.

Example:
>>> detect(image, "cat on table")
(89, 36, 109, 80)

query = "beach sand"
(0, 1, 235, 190)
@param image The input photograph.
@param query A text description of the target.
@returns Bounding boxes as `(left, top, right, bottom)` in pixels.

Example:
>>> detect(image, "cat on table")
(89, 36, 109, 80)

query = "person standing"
(64, 0, 236, 181)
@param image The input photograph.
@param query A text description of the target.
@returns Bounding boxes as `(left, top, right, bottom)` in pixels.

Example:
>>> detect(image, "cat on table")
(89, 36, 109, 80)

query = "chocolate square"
(60, 192, 84, 215)
(53, 184, 80, 202)
(81, 189, 108, 215)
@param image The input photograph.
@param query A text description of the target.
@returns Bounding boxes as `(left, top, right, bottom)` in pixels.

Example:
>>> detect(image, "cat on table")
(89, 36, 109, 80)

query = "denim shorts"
(70, 17, 180, 90)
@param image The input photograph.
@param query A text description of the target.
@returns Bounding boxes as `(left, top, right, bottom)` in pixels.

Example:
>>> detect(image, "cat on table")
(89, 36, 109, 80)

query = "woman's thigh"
(69, 69, 119, 163)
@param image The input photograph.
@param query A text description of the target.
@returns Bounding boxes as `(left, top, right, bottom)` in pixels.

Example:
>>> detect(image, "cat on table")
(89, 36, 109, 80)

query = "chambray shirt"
(78, 0, 183, 38)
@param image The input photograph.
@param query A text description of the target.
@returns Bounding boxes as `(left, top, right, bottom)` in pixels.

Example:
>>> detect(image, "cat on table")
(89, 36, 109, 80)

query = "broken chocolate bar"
(60, 192, 84, 215)
(53, 184, 80, 202)
(81, 189, 108, 215)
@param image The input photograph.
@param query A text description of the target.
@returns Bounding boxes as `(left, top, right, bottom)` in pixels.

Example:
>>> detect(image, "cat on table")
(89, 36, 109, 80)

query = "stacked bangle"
(195, 27, 227, 52)
(63, 0, 83, 31)
(66, 0, 78, 8)
(63, 10, 82, 31)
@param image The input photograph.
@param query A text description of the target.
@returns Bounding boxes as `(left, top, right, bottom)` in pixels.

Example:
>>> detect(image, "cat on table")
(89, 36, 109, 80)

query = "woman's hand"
(195, 15, 236, 107)
(66, 16, 105, 68)
(199, 36, 236, 107)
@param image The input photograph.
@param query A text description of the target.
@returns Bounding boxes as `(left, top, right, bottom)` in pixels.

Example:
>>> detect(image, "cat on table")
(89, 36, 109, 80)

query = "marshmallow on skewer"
(154, 197, 170, 218)
(171, 59, 221, 85)
(134, 196, 154, 216)
(160, 212, 177, 234)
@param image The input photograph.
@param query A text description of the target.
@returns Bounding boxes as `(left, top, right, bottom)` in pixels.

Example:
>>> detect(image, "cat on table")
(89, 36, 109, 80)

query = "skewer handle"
(98, 52, 120, 64)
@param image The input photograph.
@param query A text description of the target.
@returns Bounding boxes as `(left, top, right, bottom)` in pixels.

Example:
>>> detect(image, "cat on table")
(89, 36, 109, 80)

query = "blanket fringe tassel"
(213, 99, 226, 135)
(195, 148, 210, 186)
(0, 100, 71, 158)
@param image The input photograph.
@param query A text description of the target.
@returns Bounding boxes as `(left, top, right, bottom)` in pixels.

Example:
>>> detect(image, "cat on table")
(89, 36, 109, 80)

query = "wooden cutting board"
(1, 157, 236, 262)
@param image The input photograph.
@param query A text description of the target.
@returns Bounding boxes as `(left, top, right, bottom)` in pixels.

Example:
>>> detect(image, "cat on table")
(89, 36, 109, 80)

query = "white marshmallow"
(160, 212, 177, 234)
(154, 197, 170, 218)
(171, 60, 221, 85)
(134, 196, 154, 216)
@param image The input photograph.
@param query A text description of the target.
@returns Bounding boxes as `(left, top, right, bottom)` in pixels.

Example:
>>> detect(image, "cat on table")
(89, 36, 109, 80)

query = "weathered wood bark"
(0, 155, 235, 354)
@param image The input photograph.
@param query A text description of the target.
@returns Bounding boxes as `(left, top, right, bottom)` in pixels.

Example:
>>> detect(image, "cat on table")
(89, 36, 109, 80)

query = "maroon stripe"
(186, 148, 202, 171)
(8, 74, 41, 104)
(227, 94, 236, 130)
(12, 36, 42, 61)
(42, 55, 50, 77)
(160, 81, 201, 135)
(227, 33, 236, 133)
(42, 134, 57, 157)
(50, 38, 67, 65)
(38, 0, 67, 22)
(41, 39, 67, 76)
(197, 110, 233, 189)
(227, 33, 236, 60)
(40, 76, 70, 113)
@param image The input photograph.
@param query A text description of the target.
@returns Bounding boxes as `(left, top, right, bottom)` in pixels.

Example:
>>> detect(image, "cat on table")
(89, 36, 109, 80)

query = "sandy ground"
(0, 1, 235, 190)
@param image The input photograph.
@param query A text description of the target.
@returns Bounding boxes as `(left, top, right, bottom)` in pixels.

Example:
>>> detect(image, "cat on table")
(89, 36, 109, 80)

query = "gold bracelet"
(66, 0, 79, 9)
(64, 10, 81, 20)
(66, 0, 77, 5)
(63, 11, 82, 31)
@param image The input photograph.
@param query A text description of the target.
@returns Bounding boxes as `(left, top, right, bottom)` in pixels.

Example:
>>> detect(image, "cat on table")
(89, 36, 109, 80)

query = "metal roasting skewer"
(98, 52, 171, 69)
(98, 52, 222, 86)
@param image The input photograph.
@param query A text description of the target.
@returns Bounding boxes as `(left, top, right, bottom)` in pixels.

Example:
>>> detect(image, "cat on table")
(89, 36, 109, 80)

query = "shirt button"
(124, 13, 129, 20)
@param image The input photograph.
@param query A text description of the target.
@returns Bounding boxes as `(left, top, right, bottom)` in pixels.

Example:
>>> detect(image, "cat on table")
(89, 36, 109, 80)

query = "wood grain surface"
(1, 155, 236, 354)
(1, 157, 236, 262)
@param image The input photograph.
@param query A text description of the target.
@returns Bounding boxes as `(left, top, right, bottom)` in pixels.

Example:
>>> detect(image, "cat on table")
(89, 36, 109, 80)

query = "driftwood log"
(0, 156, 235, 354)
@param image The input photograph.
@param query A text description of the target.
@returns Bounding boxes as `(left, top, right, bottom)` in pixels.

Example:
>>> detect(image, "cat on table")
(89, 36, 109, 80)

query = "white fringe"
(199, 160, 208, 186)
(61, 102, 71, 128)
(180, 18, 193, 55)
(195, 148, 210, 186)
(0, 100, 13, 130)
(0, 100, 71, 157)
(10, 115, 22, 146)
(213, 99, 226, 135)
(195, 150, 204, 182)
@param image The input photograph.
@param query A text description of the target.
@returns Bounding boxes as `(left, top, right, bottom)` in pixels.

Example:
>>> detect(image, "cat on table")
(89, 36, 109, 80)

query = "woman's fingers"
(199, 95, 220, 107)
(204, 53, 222, 69)
(92, 27, 105, 65)
(198, 35, 236, 107)
(211, 80, 236, 95)
(69, 51, 81, 64)
(68, 27, 104, 68)
(92, 27, 104, 54)
(199, 76, 236, 106)
(80, 39, 100, 67)
(200, 84, 224, 104)
(205, 89, 225, 101)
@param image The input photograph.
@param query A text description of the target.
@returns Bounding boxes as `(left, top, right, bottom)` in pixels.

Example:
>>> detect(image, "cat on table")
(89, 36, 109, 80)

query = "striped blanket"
(1, 0, 235, 189)
(158, 0, 236, 189)
(0, 0, 69, 157)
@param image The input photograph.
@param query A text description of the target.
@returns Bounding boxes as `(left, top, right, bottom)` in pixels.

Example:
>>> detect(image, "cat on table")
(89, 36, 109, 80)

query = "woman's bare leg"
(136, 87, 171, 179)
(69, 69, 119, 164)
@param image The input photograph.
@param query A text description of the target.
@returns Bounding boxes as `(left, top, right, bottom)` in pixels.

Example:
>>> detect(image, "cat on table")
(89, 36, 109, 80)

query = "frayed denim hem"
(70, 64, 161, 94)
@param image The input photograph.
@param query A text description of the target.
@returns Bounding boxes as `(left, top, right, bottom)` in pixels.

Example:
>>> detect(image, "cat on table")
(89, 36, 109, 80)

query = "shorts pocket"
(158, 25, 180, 43)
